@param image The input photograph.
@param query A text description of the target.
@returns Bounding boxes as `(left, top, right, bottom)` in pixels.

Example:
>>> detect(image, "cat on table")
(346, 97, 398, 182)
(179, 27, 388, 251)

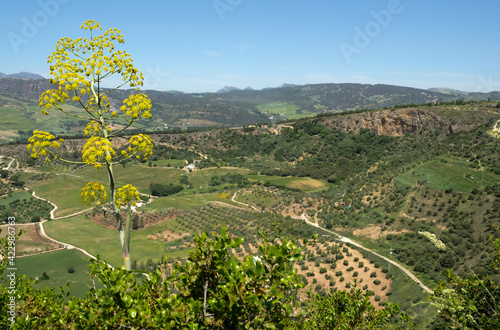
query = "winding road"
(301, 216, 433, 294)
(231, 190, 434, 294)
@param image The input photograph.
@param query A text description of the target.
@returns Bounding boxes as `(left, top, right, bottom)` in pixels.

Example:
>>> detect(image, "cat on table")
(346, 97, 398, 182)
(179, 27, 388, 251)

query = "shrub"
(67, 267, 75, 274)
(370, 271, 377, 278)
(373, 279, 381, 285)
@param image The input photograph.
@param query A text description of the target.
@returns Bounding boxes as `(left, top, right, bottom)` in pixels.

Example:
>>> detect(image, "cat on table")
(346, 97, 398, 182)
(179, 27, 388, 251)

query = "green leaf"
(128, 308, 138, 318)
(264, 322, 276, 329)
(232, 237, 244, 247)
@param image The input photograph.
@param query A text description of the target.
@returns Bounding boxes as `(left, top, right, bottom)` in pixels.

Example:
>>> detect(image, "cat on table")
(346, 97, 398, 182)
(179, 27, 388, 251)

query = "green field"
(396, 160, 499, 192)
(15, 249, 103, 298)
(75, 164, 185, 193)
(150, 159, 187, 167)
(247, 175, 329, 191)
(187, 167, 251, 188)
(0, 191, 33, 207)
(257, 102, 299, 115)
(28, 174, 88, 217)
(256, 102, 315, 119)
(142, 191, 234, 211)
(43, 214, 191, 267)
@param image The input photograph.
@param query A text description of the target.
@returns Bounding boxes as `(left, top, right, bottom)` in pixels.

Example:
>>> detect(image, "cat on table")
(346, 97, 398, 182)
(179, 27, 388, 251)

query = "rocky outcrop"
(319, 108, 476, 136)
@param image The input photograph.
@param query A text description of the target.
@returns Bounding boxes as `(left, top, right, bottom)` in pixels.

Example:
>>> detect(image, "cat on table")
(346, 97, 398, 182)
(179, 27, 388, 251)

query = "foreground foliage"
(1, 228, 404, 329)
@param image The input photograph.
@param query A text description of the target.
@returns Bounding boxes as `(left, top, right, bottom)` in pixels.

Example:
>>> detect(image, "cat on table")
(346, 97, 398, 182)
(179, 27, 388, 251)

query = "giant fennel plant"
(27, 20, 153, 270)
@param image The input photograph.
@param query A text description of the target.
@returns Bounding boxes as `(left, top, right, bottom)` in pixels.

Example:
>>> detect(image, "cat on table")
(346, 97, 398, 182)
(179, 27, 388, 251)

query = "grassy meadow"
(395, 158, 499, 192)
(15, 249, 103, 298)
(43, 214, 192, 267)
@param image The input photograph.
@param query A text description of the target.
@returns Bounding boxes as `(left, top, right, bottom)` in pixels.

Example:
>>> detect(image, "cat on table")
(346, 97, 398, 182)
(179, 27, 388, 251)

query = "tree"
(27, 20, 153, 270)
(30, 215, 41, 223)
(304, 282, 405, 329)
(432, 270, 500, 329)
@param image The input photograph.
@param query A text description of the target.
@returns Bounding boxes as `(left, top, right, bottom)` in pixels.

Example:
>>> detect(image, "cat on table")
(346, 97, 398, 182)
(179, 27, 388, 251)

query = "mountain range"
(217, 83, 299, 93)
(1, 74, 499, 132)
(0, 72, 45, 79)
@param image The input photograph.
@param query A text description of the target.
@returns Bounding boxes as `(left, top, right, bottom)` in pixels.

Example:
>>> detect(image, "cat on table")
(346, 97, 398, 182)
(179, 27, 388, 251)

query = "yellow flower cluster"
(489, 128, 500, 139)
(47, 20, 144, 94)
(418, 231, 446, 251)
(122, 134, 153, 161)
(115, 184, 140, 207)
(85, 94, 111, 115)
(81, 182, 107, 206)
(39, 88, 70, 115)
(488, 120, 500, 139)
(120, 94, 152, 119)
(82, 136, 115, 168)
(27, 130, 63, 160)
(81, 20, 101, 31)
(84, 120, 111, 137)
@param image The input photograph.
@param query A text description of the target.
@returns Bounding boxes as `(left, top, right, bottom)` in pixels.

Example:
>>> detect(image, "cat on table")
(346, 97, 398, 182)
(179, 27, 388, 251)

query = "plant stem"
(123, 203, 132, 271)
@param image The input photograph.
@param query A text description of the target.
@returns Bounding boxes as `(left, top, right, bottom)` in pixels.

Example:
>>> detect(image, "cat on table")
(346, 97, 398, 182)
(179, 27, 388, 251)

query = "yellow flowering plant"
(27, 130, 63, 161)
(28, 20, 154, 270)
(81, 182, 108, 206)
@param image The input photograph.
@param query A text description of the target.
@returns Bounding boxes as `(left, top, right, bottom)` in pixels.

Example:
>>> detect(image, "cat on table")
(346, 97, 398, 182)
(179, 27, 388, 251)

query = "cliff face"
(319, 108, 476, 136)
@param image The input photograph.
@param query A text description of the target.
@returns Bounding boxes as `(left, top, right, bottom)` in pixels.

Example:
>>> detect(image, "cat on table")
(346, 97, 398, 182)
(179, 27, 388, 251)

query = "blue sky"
(1, 0, 499, 93)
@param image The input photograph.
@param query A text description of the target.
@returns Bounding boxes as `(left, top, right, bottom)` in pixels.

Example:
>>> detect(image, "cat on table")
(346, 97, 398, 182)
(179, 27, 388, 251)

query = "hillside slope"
(1, 78, 499, 134)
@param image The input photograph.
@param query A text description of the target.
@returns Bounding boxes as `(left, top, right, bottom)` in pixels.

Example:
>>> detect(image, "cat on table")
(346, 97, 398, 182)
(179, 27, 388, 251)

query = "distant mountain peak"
(216, 86, 241, 93)
(278, 83, 299, 88)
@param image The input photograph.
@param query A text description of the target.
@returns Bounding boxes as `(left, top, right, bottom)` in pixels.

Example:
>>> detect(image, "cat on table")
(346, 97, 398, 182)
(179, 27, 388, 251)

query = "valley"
(0, 96, 498, 327)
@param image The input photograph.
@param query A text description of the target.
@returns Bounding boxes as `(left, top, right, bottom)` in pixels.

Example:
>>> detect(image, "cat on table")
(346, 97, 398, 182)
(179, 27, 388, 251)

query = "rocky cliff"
(318, 108, 483, 136)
